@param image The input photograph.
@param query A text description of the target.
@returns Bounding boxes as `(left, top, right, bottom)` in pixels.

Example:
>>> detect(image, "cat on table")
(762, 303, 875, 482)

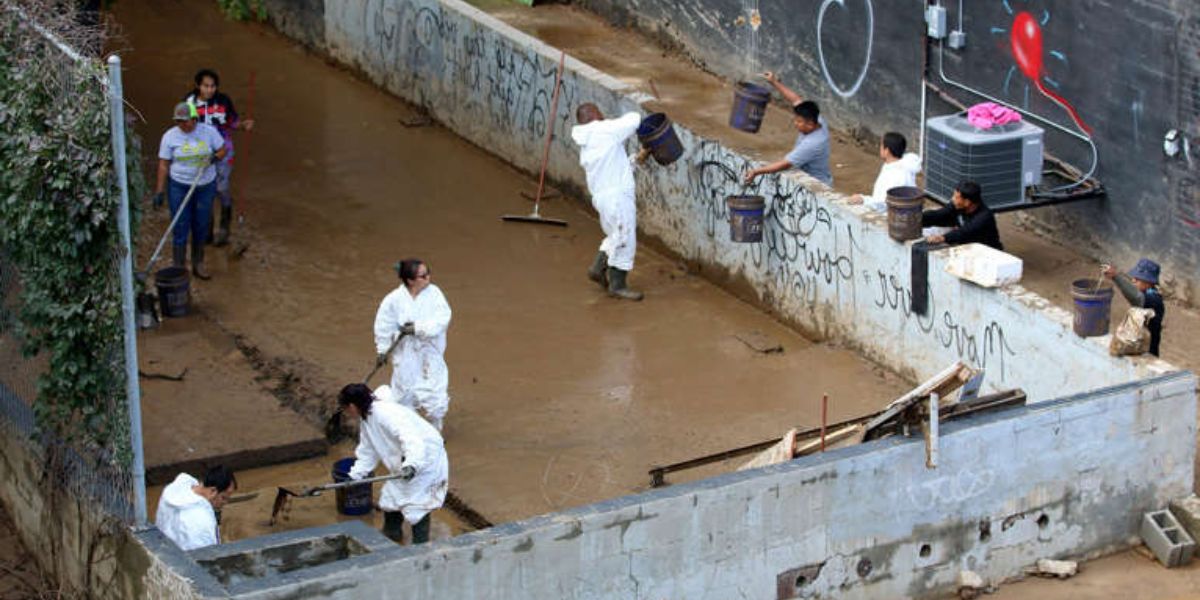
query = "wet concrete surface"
(139, 315, 326, 486)
(114, 0, 909, 528)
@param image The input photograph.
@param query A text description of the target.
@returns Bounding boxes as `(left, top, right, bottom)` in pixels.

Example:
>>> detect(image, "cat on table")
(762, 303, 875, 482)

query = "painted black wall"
(576, 0, 1200, 300)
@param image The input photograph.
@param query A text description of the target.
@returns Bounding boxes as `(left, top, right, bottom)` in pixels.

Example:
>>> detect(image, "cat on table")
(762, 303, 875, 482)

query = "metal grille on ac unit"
(925, 114, 1044, 210)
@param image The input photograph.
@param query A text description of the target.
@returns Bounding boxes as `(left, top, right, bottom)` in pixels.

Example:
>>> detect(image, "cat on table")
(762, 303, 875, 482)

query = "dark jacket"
(1114, 275, 1165, 357)
(921, 204, 1003, 251)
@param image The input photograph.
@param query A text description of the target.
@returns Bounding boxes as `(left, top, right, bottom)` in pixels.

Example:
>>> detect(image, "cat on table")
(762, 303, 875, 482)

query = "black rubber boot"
(606, 267, 643, 301)
(172, 244, 187, 268)
(214, 205, 232, 247)
(587, 251, 608, 288)
(192, 244, 211, 280)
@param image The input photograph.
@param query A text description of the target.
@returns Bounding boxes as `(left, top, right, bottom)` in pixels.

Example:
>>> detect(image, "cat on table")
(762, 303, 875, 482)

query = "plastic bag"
(1109, 307, 1155, 356)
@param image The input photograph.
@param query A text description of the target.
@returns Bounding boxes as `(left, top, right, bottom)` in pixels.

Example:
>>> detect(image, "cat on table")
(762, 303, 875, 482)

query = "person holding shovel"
(153, 101, 226, 280)
(373, 258, 452, 431)
(339, 383, 448, 545)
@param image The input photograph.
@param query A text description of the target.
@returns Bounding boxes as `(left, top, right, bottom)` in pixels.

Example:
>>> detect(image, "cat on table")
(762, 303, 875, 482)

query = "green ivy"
(216, 0, 267, 21)
(0, 16, 145, 458)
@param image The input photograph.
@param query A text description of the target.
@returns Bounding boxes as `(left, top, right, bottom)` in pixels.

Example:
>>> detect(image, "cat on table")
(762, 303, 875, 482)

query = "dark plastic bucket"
(332, 458, 373, 516)
(727, 195, 765, 243)
(154, 267, 191, 318)
(729, 81, 771, 133)
(885, 186, 925, 242)
(637, 113, 683, 166)
(1070, 279, 1114, 337)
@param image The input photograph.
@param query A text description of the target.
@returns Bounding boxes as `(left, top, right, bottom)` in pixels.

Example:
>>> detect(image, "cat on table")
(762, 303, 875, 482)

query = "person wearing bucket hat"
(154, 100, 226, 280)
(1103, 258, 1165, 356)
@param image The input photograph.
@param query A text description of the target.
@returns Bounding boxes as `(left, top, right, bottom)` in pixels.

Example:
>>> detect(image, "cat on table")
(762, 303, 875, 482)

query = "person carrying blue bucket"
(1103, 258, 1165, 357)
(741, 71, 832, 187)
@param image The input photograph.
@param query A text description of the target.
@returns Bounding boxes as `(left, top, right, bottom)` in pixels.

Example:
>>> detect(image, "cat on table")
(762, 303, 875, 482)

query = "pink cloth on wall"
(966, 102, 1022, 130)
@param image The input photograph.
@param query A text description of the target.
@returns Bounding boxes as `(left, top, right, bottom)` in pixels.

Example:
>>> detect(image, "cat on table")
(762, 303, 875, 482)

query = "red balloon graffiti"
(1009, 11, 1092, 134)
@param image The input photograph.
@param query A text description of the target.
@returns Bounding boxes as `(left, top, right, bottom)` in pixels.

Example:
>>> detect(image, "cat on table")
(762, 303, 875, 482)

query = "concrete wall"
(575, 0, 1200, 304)
(156, 372, 1195, 599)
(0, 387, 200, 599)
(266, 0, 1172, 402)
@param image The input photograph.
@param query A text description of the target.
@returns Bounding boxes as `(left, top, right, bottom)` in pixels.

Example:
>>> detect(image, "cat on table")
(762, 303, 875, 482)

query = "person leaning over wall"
(1103, 258, 1165, 357)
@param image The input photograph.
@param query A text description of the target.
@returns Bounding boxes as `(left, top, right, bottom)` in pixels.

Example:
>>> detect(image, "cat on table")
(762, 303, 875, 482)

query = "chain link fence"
(0, 0, 138, 526)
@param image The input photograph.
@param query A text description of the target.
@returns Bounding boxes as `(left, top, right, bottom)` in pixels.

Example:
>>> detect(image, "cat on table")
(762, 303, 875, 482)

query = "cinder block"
(1141, 510, 1196, 567)
(1169, 495, 1200, 543)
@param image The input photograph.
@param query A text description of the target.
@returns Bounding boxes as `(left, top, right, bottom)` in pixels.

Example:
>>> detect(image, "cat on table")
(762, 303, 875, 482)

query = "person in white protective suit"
(339, 383, 448, 544)
(154, 465, 236, 551)
(373, 258, 452, 431)
(571, 103, 645, 301)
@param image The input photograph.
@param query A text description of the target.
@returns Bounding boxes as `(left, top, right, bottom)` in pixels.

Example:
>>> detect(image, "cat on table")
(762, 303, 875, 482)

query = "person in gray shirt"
(743, 71, 832, 186)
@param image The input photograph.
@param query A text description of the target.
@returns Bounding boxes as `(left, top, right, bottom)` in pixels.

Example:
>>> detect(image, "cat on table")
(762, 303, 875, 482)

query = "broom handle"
(533, 51, 566, 210)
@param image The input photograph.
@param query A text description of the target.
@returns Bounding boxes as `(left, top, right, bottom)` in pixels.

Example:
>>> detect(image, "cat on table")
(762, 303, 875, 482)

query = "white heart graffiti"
(816, 0, 874, 98)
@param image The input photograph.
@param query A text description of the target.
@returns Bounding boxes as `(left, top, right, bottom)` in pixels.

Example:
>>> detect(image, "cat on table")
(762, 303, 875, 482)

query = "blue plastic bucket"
(729, 81, 771, 133)
(727, 195, 765, 243)
(331, 458, 373, 516)
(1070, 279, 1113, 338)
(637, 113, 683, 166)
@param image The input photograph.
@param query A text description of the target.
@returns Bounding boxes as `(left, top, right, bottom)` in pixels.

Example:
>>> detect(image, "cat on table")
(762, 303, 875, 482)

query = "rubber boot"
(606, 267, 643, 301)
(191, 244, 211, 280)
(587, 251, 608, 288)
(172, 244, 187, 268)
(206, 211, 215, 246)
(214, 205, 232, 247)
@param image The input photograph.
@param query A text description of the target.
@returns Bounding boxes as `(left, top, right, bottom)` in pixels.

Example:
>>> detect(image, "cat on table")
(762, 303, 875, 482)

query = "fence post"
(107, 54, 148, 527)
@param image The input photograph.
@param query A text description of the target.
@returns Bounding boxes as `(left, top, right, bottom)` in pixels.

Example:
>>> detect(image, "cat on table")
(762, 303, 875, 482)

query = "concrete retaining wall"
(173, 372, 1195, 599)
(0, 387, 199, 599)
(574, 0, 1200, 304)
(270, 0, 1171, 402)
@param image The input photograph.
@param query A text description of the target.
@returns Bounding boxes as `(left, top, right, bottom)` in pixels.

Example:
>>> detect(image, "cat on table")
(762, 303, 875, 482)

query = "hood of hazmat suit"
(571, 111, 640, 198)
(155, 473, 219, 551)
(348, 396, 449, 522)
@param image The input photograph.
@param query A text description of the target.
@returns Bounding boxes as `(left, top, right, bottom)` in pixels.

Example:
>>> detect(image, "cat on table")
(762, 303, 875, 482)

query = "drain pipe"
(107, 55, 148, 528)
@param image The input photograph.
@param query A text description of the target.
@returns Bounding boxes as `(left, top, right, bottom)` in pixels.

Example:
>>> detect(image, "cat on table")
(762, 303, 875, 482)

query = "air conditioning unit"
(925, 114, 1044, 210)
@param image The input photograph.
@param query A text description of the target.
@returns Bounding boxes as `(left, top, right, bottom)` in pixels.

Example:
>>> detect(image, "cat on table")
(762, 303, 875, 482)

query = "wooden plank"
(737, 429, 797, 471)
(794, 424, 862, 456)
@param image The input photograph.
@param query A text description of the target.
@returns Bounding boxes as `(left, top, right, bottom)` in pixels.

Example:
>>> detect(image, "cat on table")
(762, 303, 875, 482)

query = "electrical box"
(948, 30, 966, 49)
(925, 114, 1044, 210)
(926, 5, 948, 39)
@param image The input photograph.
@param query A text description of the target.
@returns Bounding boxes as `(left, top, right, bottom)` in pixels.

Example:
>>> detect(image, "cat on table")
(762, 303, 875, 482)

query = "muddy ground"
(117, 0, 908, 533)
(108, 0, 1200, 596)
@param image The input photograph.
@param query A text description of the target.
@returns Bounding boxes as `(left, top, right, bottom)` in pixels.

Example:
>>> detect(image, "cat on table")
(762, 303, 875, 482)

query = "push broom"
(502, 50, 569, 227)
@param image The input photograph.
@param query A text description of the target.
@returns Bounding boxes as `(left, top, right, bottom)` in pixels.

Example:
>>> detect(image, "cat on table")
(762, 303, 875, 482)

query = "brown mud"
(114, 0, 909, 531)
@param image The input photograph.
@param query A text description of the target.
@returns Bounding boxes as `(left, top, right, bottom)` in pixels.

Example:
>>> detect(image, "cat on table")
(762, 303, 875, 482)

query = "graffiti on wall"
(362, 0, 581, 153)
(681, 140, 1016, 380)
(816, 0, 874, 99)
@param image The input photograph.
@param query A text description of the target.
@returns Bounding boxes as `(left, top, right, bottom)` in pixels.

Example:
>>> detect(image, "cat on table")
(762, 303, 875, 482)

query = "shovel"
(324, 330, 407, 444)
(269, 471, 408, 526)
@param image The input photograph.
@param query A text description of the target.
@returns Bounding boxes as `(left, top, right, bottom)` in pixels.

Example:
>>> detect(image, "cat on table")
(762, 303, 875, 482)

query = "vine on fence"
(216, 0, 266, 21)
(0, 8, 145, 459)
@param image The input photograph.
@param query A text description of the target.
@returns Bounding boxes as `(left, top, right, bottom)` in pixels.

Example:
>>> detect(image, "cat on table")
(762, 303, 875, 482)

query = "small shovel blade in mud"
(268, 472, 409, 525)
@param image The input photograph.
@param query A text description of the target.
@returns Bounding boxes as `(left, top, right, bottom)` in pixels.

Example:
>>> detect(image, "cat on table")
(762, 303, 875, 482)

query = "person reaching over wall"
(1103, 258, 1165, 357)
(921, 181, 1003, 250)
(339, 383, 448, 545)
(848, 132, 922, 212)
(184, 68, 254, 247)
(572, 103, 644, 301)
(155, 465, 236, 551)
(742, 71, 832, 187)
(374, 258, 452, 431)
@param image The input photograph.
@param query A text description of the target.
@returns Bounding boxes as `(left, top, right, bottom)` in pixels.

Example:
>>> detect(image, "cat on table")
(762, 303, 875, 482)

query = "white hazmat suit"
(349, 387, 449, 524)
(155, 473, 220, 551)
(572, 111, 641, 271)
(374, 283, 452, 430)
